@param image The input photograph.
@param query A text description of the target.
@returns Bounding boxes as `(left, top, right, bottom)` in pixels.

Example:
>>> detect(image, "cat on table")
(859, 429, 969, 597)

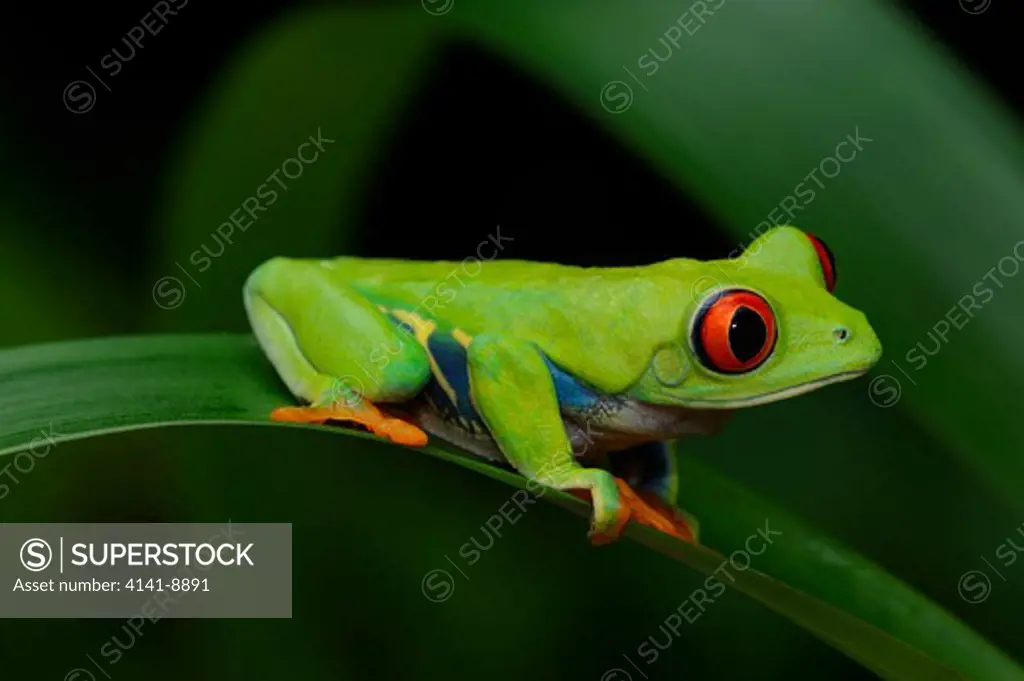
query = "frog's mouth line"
(681, 369, 870, 409)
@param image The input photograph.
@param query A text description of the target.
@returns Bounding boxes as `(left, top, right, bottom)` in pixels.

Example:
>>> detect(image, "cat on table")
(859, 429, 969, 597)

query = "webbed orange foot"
(639, 492, 699, 544)
(570, 478, 695, 545)
(270, 404, 428, 447)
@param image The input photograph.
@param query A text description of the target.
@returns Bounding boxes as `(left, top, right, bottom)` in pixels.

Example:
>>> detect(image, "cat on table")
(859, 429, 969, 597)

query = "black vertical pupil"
(729, 307, 767, 362)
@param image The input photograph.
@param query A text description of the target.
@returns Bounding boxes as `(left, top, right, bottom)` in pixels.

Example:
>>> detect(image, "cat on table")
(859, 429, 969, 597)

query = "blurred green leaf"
(1, 334, 1021, 681)
(150, 5, 447, 332)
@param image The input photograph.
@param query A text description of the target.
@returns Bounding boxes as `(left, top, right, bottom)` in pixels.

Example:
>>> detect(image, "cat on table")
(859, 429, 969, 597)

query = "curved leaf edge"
(1, 334, 1019, 680)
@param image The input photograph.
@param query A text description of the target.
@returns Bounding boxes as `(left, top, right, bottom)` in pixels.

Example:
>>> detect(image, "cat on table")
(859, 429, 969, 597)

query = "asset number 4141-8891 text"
(125, 577, 209, 592)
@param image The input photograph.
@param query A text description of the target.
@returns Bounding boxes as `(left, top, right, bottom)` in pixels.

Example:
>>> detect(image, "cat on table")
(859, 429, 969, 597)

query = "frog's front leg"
(244, 257, 431, 446)
(466, 333, 692, 545)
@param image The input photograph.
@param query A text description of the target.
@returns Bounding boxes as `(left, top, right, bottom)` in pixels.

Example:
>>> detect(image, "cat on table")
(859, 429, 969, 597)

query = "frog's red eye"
(692, 290, 777, 374)
(806, 232, 836, 292)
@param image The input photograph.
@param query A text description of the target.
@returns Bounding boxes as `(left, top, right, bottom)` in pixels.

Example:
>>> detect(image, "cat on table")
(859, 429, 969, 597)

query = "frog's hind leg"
(244, 257, 432, 446)
(607, 442, 700, 543)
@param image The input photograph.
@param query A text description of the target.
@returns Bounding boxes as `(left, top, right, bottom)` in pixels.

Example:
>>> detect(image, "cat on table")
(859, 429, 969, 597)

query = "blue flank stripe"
(541, 355, 602, 411)
(384, 311, 601, 423)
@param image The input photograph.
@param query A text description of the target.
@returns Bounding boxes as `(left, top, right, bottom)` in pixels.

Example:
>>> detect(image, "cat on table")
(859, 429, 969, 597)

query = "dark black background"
(0, 1, 1016, 274)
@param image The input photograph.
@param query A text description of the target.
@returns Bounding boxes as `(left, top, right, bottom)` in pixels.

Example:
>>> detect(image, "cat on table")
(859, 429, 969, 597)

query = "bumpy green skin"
(244, 226, 882, 539)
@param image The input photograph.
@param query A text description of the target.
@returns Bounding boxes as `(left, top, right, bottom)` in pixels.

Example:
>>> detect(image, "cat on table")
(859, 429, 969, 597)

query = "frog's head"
(635, 226, 882, 408)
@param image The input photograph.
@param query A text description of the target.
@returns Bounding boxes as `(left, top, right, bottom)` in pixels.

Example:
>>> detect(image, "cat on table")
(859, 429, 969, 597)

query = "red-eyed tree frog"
(244, 226, 881, 545)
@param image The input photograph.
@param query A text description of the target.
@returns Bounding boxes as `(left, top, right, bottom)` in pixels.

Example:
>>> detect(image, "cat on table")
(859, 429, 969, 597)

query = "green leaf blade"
(1, 334, 1019, 681)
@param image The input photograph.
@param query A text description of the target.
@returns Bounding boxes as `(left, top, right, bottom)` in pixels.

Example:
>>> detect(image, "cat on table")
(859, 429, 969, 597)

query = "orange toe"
(572, 480, 690, 545)
(638, 491, 697, 543)
(269, 404, 428, 447)
(270, 406, 335, 424)
(376, 417, 429, 447)
(616, 480, 686, 539)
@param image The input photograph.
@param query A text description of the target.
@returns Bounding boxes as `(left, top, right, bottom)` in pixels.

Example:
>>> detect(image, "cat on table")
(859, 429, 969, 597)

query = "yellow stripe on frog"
(451, 328, 473, 348)
(391, 309, 459, 407)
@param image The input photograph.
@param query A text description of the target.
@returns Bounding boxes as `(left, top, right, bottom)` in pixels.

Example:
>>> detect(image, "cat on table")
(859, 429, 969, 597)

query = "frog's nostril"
(834, 327, 850, 343)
